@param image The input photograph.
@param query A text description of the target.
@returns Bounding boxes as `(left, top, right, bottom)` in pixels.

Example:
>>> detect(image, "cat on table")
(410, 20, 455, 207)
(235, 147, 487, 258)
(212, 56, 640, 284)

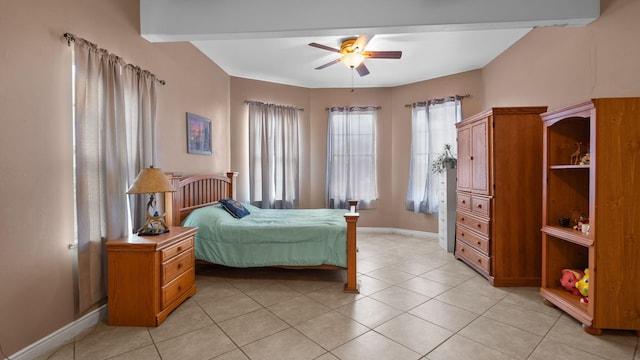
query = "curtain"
(326, 106, 378, 210)
(406, 99, 461, 214)
(123, 65, 157, 231)
(248, 102, 300, 209)
(72, 38, 157, 312)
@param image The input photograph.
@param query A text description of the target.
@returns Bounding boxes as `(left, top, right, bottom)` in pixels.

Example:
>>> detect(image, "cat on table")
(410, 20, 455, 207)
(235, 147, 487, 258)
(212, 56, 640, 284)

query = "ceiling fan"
(309, 34, 402, 77)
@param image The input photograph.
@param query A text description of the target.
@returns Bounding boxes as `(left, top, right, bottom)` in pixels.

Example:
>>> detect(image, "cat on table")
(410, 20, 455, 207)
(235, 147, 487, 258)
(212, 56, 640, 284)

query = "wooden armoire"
(455, 106, 547, 286)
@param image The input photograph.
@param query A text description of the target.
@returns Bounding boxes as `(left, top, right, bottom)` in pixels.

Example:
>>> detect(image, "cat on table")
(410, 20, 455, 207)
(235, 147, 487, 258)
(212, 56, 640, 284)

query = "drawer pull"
(461, 232, 465, 237)
(177, 263, 182, 269)
(177, 247, 182, 252)
(461, 217, 465, 221)
(461, 200, 466, 204)
(477, 204, 482, 209)
(477, 224, 481, 228)
(461, 248, 465, 252)
(477, 241, 481, 245)
(477, 259, 482, 263)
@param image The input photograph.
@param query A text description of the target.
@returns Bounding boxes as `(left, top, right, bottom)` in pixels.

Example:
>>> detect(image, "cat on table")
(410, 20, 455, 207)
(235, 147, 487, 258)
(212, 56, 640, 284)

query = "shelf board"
(549, 165, 590, 170)
(541, 287, 591, 326)
(542, 225, 594, 247)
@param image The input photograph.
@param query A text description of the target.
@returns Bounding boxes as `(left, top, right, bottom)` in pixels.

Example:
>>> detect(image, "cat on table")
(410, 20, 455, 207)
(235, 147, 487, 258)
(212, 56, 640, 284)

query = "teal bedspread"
(181, 204, 348, 268)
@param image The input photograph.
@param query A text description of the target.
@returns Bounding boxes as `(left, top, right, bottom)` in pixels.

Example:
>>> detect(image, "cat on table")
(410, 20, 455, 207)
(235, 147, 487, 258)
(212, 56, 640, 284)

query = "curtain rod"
(404, 94, 470, 108)
(63, 33, 166, 86)
(325, 106, 382, 111)
(244, 100, 304, 111)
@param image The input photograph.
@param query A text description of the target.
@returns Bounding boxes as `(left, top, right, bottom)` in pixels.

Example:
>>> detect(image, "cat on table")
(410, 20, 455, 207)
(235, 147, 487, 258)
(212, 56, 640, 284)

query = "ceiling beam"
(141, 0, 599, 42)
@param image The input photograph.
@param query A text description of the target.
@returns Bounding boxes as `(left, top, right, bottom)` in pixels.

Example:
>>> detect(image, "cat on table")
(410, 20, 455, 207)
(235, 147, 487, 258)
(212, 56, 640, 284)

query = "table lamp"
(126, 166, 175, 235)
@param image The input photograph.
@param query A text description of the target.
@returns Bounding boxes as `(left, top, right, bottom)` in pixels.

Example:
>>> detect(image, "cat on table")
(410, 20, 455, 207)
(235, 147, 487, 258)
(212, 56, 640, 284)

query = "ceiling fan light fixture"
(342, 52, 364, 69)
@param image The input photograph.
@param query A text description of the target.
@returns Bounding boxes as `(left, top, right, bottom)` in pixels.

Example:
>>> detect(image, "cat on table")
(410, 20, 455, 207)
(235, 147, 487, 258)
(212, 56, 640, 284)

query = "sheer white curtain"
(326, 106, 378, 209)
(406, 99, 461, 214)
(72, 36, 157, 312)
(248, 102, 300, 209)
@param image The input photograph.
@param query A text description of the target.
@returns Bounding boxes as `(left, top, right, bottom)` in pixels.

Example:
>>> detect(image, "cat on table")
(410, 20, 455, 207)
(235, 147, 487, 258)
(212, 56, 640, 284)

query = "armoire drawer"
(456, 212, 491, 237)
(456, 240, 490, 274)
(471, 196, 491, 217)
(456, 193, 471, 212)
(456, 226, 490, 255)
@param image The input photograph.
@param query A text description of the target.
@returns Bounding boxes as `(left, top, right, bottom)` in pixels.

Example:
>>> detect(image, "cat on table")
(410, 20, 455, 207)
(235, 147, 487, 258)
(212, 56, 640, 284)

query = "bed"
(163, 172, 360, 293)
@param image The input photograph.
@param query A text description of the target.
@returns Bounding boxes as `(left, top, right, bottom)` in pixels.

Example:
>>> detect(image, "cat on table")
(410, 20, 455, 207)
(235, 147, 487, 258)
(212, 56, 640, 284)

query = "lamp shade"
(126, 166, 175, 194)
(342, 52, 364, 69)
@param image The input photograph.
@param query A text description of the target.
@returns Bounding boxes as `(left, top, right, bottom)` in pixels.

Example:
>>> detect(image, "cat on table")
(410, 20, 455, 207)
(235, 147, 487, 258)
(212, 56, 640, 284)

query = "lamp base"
(138, 227, 170, 236)
(136, 207, 170, 236)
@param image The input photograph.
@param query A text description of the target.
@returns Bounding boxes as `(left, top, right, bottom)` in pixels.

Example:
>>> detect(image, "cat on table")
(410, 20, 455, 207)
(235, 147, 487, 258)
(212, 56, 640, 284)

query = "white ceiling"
(140, 0, 599, 89)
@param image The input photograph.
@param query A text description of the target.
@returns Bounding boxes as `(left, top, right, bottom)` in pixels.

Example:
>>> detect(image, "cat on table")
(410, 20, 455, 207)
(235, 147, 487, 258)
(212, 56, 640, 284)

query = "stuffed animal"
(576, 269, 589, 297)
(560, 269, 584, 295)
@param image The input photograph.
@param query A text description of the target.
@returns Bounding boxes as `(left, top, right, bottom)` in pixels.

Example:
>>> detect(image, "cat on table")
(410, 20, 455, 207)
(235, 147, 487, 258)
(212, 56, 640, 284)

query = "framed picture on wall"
(186, 112, 212, 155)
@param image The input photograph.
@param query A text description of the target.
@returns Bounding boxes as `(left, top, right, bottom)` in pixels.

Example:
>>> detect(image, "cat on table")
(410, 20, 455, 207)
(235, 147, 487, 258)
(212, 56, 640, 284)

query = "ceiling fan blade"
(353, 34, 374, 52)
(315, 58, 341, 70)
(355, 62, 370, 77)
(363, 51, 402, 59)
(309, 42, 340, 53)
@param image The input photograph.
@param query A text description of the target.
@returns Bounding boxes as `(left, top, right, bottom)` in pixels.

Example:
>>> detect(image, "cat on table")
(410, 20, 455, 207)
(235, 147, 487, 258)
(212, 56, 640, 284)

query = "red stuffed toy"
(560, 269, 584, 295)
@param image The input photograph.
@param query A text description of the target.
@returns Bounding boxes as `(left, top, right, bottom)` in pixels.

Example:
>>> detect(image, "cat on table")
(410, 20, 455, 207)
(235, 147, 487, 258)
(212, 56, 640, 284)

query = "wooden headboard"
(164, 172, 238, 227)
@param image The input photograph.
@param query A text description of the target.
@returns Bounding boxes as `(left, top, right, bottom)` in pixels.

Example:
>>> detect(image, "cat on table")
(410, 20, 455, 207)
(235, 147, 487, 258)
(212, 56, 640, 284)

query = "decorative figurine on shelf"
(579, 153, 590, 165)
(574, 216, 589, 233)
(570, 142, 582, 165)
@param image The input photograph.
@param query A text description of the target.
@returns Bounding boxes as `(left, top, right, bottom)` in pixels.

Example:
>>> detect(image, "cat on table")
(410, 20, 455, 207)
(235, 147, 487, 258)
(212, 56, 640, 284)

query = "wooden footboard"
(164, 172, 359, 293)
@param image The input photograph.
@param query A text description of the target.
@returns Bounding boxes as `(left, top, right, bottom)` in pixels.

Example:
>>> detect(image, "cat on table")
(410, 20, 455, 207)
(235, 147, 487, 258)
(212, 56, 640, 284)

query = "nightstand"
(106, 226, 198, 327)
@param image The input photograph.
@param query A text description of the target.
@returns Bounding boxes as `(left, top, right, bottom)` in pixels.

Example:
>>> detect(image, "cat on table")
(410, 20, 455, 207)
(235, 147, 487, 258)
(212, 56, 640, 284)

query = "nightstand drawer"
(456, 239, 490, 273)
(456, 212, 490, 237)
(162, 268, 195, 308)
(161, 237, 193, 262)
(162, 248, 194, 284)
(456, 226, 489, 255)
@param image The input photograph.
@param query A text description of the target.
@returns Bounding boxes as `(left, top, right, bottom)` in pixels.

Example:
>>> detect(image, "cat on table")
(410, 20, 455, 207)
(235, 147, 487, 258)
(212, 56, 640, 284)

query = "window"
(248, 102, 300, 209)
(326, 106, 378, 209)
(406, 99, 461, 214)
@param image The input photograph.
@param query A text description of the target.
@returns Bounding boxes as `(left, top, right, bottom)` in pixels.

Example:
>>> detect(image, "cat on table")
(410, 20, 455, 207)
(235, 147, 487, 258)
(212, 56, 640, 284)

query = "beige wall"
(482, 0, 640, 110)
(0, 0, 229, 355)
(4, 0, 640, 355)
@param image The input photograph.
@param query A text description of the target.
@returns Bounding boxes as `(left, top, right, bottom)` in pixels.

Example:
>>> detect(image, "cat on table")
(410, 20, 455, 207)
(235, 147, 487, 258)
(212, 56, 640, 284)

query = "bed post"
(164, 172, 182, 227)
(226, 172, 238, 200)
(343, 200, 360, 293)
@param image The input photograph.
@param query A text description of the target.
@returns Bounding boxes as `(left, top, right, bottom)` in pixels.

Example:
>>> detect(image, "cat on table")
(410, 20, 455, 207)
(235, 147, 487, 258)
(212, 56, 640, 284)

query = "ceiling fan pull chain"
(351, 69, 355, 92)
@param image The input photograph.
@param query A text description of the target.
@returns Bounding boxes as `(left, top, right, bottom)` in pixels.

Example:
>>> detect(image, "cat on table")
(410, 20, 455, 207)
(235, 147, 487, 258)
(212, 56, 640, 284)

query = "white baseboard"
(8, 305, 107, 360)
(358, 227, 438, 239)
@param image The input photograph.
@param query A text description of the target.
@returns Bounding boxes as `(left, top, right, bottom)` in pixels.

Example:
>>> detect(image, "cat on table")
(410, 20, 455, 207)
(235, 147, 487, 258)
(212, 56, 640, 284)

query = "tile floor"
(40, 232, 639, 360)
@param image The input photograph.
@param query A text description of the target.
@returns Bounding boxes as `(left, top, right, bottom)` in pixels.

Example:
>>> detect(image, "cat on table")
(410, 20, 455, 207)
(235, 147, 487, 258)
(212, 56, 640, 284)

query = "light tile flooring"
(41, 232, 639, 360)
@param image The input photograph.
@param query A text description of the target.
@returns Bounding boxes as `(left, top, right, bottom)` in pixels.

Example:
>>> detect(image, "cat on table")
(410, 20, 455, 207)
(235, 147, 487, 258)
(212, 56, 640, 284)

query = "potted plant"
(432, 144, 457, 174)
